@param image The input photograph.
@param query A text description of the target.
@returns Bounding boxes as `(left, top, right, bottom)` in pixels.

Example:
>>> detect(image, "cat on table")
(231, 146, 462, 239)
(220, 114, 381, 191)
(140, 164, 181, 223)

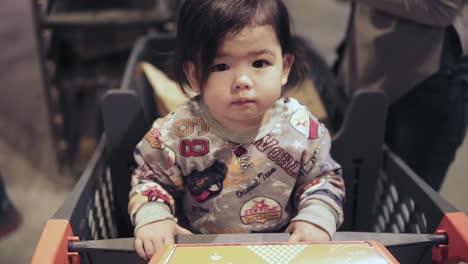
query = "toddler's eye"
(252, 60, 268, 68)
(211, 64, 230, 72)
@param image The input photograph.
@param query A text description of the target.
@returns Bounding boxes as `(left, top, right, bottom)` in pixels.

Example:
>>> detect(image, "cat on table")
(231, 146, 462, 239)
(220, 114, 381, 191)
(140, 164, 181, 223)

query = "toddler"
(129, 0, 345, 260)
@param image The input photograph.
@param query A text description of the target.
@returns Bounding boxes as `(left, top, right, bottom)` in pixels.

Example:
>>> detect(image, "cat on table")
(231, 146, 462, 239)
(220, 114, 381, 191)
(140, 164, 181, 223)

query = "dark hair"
(171, 0, 307, 94)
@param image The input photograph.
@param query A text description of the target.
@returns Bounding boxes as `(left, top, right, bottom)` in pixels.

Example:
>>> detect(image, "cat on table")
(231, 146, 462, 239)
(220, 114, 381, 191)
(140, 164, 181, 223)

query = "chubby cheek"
(202, 83, 231, 108)
(259, 77, 283, 100)
(203, 93, 230, 110)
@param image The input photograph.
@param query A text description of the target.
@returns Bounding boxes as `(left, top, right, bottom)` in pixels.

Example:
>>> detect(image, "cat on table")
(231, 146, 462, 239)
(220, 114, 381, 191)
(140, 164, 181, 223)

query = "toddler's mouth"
(232, 98, 255, 105)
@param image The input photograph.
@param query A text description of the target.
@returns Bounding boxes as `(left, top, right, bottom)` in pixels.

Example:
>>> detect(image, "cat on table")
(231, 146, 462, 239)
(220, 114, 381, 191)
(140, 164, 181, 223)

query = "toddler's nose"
(235, 75, 253, 90)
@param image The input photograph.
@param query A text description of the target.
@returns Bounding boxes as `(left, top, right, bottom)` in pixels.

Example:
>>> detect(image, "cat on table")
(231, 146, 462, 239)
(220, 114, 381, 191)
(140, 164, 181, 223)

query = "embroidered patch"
(185, 161, 227, 203)
(173, 118, 209, 138)
(145, 128, 164, 149)
(267, 147, 300, 177)
(289, 109, 324, 139)
(240, 197, 282, 224)
(179, 138, 210, 157)
(254, 134, 279, 152)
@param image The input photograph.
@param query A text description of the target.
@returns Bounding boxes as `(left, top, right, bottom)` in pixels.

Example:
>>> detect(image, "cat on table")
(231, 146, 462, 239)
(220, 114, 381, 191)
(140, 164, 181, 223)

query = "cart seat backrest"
(331, 89, 388, 230)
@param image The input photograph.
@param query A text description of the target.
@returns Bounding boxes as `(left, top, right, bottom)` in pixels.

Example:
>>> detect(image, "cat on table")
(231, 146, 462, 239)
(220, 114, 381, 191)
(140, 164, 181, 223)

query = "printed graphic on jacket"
(223, 156, 266, 190)
(144, 128, 177, 166)
(174, 118, 210, 158)
(240, 197, 282, 224)
(132, 182, 175, 213)
(290, 109, 325, 139)
(185, 161, 227, 202)
(229, 142, 253, 170)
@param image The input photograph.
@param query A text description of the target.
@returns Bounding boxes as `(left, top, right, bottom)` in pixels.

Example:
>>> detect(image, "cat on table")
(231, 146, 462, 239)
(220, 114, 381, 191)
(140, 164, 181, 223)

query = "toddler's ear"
(183, 62, 201, 93)
(281, 53, 294, 86)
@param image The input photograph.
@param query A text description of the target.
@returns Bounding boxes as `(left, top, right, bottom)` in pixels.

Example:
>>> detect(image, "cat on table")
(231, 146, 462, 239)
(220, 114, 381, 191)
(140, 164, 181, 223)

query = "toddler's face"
(186, 25, 293, 132)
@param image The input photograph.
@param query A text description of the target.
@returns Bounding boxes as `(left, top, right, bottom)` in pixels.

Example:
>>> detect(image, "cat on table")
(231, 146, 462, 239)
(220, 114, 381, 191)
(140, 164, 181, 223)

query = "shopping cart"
(32, 33, 468, 264)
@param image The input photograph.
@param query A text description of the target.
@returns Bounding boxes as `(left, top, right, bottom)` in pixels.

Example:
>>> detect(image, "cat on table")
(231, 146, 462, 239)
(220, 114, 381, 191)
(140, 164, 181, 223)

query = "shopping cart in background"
(32, 0, 182, 171)
(32, 33, 468, 264)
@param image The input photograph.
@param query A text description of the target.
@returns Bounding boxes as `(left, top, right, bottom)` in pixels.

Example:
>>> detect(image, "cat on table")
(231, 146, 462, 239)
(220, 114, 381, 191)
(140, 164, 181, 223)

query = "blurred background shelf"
(32, 0, 181, 173)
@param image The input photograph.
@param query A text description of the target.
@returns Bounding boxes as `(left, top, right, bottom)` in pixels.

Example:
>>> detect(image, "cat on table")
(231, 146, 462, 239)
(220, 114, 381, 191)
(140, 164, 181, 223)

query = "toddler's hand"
(134, 219, 192, 261)
(285, 221, 331, 242)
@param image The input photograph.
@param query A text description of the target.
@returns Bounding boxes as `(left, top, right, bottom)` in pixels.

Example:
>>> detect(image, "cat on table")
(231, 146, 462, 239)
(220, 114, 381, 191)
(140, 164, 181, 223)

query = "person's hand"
(134, 219, 192, 261)
(285, 221, 331, 242)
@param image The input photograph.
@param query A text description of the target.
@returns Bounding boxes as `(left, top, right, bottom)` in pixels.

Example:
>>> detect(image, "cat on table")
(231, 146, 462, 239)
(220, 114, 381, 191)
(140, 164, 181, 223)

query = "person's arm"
(290, 119, 345, 240)
(129, 125, 184, 232)
(129, 124, 190, 260)
(359, 0, 462, 27)
(129, 164, 178, 232)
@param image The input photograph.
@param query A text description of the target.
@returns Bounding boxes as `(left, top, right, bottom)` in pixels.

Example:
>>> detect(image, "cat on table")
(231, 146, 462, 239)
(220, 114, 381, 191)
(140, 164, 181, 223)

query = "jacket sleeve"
(359, 0, 462, 27)
(292, 119, 345, 238)
(128, 121, 184, 234)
